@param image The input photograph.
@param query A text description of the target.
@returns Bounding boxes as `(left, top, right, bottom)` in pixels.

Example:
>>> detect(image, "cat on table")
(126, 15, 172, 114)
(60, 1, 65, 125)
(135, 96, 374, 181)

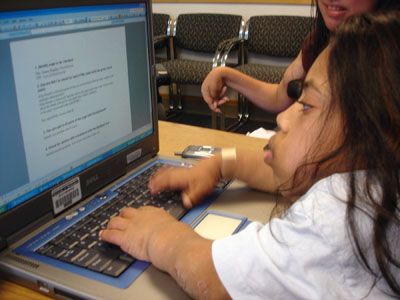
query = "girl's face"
(318, 0, 379, 31)
(264, 48, 342, 194)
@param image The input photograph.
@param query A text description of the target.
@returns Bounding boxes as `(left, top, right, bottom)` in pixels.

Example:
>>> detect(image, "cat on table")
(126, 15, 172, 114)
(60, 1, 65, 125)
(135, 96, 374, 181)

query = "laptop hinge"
(0, 236, 8, 251)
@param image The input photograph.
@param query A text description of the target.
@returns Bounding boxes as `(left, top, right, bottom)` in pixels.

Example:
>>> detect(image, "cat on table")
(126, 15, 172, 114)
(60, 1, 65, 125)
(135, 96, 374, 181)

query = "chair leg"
(226, 93, 252, 132)
(168, 83, 174, 110)
(226, 94, 243, 131)
(220, 110, 225, 131)
(211, 111, 226, 131)
(243, 98, 249, 120)
(212, 111, 217, 129)
(177, 84, 183, 110)
(238, 93, 244, 121)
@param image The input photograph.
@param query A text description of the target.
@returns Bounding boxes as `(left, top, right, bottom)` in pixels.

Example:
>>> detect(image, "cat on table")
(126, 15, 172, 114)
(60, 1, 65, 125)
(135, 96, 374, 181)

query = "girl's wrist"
(221, 148, 237, 179)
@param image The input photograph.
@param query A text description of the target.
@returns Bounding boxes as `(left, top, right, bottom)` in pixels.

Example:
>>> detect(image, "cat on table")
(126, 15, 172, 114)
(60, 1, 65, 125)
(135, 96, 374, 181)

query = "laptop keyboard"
(35, 162, 187, 277)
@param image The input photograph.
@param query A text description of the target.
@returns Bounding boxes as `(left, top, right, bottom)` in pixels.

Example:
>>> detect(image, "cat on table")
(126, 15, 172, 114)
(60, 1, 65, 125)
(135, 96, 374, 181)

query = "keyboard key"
(36, 243, 52, 254)
(58, 237, 79, 249)
(119, 253, 135, 263)
(73, 249, 100, 267)
(45, 246, 66, 259)
(60, 248, 86, 263)
(70, 231, 88, 241)
(93, 242, 124, 259)
(77, 238, 96, 249)
(88, 253, 113, 272)
(103, 259, 131, 277)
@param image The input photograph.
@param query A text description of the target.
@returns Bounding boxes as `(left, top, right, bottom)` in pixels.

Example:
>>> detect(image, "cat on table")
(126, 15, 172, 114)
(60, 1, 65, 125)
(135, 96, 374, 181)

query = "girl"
(100, 11, 400, 299)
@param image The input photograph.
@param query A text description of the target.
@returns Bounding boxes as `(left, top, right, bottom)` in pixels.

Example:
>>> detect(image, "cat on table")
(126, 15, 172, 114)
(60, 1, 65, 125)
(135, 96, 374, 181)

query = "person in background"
(100, 11, 400, 300)
(201, 0, 399, 115)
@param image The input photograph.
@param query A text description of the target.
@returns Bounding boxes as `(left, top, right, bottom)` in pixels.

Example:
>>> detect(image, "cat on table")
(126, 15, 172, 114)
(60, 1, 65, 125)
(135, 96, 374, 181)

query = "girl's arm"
(100, 207, 231, 300)
(149, 149, 277, 208)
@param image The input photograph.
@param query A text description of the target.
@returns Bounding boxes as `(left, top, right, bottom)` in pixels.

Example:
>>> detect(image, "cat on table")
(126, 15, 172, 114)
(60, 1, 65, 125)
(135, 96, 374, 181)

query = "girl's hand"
(100, 206, 177, 262)
(100, 206, 230, 299)
(149, 156, 222, 209)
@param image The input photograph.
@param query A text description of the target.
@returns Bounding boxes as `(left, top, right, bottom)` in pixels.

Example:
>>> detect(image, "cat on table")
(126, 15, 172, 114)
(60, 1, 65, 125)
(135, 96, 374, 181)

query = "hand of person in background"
(201, 67, 230, 113)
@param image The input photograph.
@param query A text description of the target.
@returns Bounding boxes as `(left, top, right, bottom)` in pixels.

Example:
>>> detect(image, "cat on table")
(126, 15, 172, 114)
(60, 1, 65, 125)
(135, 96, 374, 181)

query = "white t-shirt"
(212, 173, 397, 299)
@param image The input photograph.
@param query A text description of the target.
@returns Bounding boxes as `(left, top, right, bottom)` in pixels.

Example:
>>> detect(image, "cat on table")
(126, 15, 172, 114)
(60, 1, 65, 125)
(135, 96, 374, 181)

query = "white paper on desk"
(246, 127, 276, 139)
(194, 213, 243, 240)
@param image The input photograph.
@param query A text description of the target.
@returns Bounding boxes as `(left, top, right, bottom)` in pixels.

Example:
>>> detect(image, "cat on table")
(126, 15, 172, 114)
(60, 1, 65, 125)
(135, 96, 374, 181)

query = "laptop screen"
(0, 3, 154, 217)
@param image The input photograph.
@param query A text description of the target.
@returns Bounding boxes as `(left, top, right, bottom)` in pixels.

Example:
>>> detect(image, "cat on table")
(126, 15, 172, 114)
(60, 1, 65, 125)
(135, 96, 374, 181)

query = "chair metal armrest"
(212, 37, 243, 68)
(219, 37, 243, 67)
(212, 38, 235, 68)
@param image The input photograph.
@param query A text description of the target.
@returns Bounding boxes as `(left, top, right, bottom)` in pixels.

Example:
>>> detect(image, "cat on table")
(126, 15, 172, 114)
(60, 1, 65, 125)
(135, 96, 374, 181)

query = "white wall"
(152, 2, 314, 21)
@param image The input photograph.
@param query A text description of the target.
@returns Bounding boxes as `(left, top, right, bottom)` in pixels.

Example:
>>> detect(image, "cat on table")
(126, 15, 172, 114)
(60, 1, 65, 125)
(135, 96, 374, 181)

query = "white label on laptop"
(51, 177, 82, 215)
(126, 148, 142, 164)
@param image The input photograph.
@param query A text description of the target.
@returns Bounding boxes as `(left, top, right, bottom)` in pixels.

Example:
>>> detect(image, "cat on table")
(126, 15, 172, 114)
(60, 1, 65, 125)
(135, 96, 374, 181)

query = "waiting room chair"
(153, 13, 173, 119)
(153, 13, 172, 63)
(161, 13, 244, 114)
(218, 15, 313, 131)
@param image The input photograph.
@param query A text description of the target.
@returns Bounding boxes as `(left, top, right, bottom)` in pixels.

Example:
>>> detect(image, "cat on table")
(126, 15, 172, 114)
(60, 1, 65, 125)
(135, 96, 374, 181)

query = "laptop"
(0, 0, 240, 299)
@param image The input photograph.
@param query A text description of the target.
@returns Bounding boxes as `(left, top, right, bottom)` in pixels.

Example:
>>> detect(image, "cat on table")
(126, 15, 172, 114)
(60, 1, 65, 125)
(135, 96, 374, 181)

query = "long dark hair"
(307, 0, 400, 67)
(328, 11, 400, 296)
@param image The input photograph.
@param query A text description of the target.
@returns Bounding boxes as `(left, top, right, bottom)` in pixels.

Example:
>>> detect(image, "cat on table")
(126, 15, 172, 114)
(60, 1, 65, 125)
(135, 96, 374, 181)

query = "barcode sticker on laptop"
(51, 177, 82, 214)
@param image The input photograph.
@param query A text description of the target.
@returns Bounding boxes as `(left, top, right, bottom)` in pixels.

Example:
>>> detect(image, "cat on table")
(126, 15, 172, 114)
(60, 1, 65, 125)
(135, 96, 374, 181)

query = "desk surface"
(0, 120, 268, 300)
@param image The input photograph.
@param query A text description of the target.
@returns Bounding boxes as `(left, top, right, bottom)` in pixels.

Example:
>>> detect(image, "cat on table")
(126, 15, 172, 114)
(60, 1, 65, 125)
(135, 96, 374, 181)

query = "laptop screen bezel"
(0, 0, 159, 241)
